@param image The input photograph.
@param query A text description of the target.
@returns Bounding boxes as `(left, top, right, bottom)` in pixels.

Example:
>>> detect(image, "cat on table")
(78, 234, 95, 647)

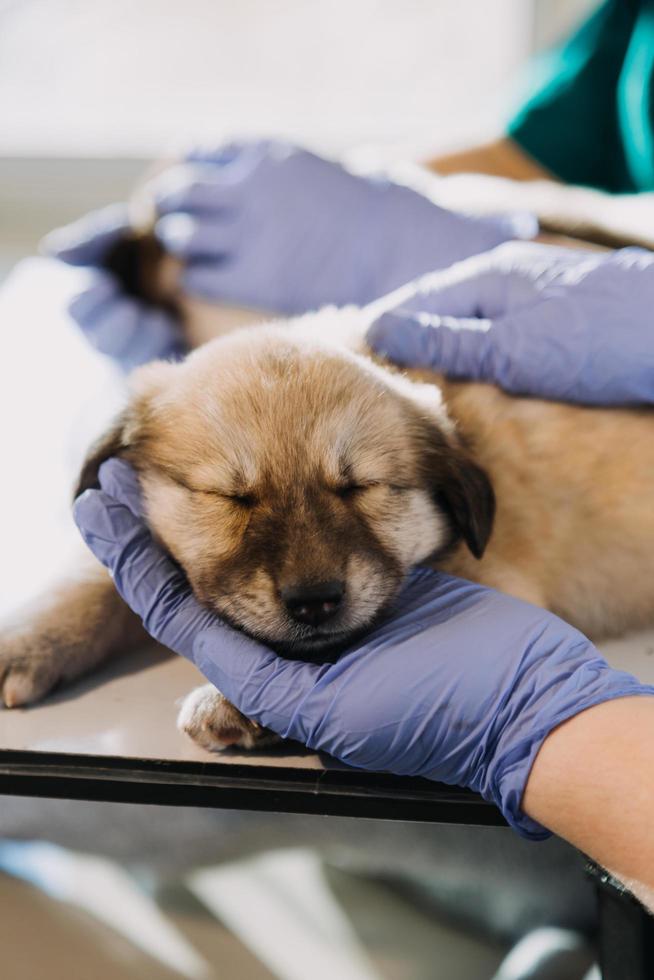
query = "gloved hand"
(73, 458, 651, 839)
(42, 203, 185, 371)
(152, 141, 536, 314)
(367, 241, 654, 405)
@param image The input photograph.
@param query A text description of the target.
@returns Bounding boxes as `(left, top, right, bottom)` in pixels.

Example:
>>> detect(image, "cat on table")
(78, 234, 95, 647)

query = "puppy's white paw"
(177, 684, 279, 752)
(0, 630, 63, 708)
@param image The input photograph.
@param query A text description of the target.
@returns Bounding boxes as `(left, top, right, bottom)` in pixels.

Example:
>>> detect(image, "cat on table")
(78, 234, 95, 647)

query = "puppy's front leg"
(177, 684, 279, 752)
(0, 554, 146, 708)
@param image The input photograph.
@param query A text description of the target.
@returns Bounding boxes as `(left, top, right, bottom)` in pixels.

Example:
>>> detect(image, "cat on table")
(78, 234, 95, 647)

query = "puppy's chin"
(211, 603, 382, 664)
(267, 623, 377, 664)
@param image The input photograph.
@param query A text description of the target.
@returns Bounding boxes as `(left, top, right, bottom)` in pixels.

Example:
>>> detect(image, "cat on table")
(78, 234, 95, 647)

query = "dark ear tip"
(73, 459, 116, 501)
(103, 233, 155, 302)
(73, 414, 128, 503)
(465, 466, 495, 560)
(468, 540, 485, 561)
(432, 451, 496, 561)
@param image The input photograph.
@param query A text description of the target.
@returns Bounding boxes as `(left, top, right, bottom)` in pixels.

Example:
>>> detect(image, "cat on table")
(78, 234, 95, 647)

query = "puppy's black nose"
(281, 580, 345, 627)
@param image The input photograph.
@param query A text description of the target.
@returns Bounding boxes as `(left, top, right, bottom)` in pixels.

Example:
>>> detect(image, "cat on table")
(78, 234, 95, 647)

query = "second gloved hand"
(367, 241, 654, 405)
(153, 141, 536, 314)
(43, 203, 186, 372)
(73, 458, 651, 840)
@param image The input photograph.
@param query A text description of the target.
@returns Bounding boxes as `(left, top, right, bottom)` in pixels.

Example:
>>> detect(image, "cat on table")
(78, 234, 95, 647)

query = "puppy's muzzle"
(280, 580, 345, 628)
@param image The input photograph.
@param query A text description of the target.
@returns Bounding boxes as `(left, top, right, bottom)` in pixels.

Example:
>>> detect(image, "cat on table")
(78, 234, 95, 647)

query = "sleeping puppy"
(3, 157, 654, 750)
(2, 294, 653, 752)
(72, 313, 495, 750)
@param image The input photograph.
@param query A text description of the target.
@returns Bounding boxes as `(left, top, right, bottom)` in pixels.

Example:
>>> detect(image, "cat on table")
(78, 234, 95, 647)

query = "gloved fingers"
(155, 212, 237, 259)
(153, 163, 245, 216)
(179, 259, 240, 302)
(97, 458, 144, 518)
(185, 138, 289, 176)
(399, 259, 507, 318)
(68, 267, 120, 323)
(369, 292, 602, 399)
(73, 488, 215, 655)
(73, 487, 147, 576)
(184, 139, 283, 168)
(366, 255, 519, 375)
(367, 306, 496, 378)
(197, 570, 466, 746)
(184, 141, 248, 166)
(73, 480, 323, 719)
(475, 300, 592, 402)
(178, 259, 264, 309)
(489, 209, 539, 243)
(192, 625, 326, 742)
(68, 269, 184, 370)
(41, 203, 130, 267)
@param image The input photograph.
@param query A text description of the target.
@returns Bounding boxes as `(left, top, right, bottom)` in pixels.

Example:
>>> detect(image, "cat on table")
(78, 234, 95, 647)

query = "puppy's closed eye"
(154, 467, 258, 508)
(227, 492, 258, 507)
(192, 487, 258, 507)
(74, 326, 496, 660)
(333, 481, 382, 499)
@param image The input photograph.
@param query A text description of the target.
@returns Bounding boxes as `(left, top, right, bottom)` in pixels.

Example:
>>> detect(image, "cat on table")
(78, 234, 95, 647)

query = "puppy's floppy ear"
(436, 449, 495, 559)
(422, 436, 495, 560)
(74, 412, 131, 499)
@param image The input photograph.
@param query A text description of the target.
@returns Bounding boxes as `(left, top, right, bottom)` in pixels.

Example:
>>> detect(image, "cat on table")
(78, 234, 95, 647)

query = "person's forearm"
(425, 137, 554, 182)
(423, 137, 654, 251)
(523, 696, 654, 909)
(412, 140, 598, 249)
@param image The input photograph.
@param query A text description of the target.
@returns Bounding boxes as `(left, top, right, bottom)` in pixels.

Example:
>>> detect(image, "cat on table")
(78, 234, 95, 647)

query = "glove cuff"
(488, 665, 654, 839)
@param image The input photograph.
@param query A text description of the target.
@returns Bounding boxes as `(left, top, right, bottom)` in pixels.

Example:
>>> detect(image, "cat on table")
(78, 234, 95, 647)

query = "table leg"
(587, 864, 654, 980)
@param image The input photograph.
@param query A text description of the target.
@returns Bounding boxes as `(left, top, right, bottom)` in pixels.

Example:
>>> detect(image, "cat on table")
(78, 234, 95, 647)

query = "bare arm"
(419, 137, 654, 251)
(524, 697, 654, 911)
(425, 137, 554, 182)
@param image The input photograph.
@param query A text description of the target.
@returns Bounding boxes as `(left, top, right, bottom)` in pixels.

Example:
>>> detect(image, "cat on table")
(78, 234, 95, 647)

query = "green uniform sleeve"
(508, 0, 654, 194)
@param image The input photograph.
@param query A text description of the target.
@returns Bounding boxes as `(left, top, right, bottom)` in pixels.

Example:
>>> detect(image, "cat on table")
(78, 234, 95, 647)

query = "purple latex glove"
(42, 203, 185, 371)
(367, 241, 654, 405)
(73, 458, 652, 839)
(152, 140, 536, 314)
(43, 142, 534, 369)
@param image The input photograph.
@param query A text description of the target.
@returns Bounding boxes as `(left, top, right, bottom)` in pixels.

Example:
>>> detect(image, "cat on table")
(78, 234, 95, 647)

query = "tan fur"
(437, 381, 654, 637)
(0, 553, 145, 706)
(3, 269, 654, 752)
(123, 324, 465, 653)
(127, 310, 654, 663)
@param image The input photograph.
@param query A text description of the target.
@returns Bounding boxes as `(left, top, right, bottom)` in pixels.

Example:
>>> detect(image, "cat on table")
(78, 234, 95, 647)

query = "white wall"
(0, 0, 599, 268)
(1, 0, 536, 159)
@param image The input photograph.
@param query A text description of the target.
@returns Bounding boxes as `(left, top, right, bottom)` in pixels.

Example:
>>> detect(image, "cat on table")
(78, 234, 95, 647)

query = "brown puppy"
(80, 308, 654, 647)
(73, 313, 496, 749)
(3, 154, 654, 748)
(2, 297, 653, 752)
(78, 319, 494, 657)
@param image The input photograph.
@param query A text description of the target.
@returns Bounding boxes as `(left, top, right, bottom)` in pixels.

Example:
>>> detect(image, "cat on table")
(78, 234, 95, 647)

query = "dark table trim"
(587, 863, 654, 980)
(0, 749, 505, 825)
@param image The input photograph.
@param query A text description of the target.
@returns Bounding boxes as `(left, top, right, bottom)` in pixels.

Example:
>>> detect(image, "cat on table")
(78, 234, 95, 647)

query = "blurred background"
(0, 2, 601, 979)
(0, 0, 596, 276)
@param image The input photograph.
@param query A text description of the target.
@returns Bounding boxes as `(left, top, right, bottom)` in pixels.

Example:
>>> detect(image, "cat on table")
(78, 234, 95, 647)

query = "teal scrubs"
(508, 0, 654, 193)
